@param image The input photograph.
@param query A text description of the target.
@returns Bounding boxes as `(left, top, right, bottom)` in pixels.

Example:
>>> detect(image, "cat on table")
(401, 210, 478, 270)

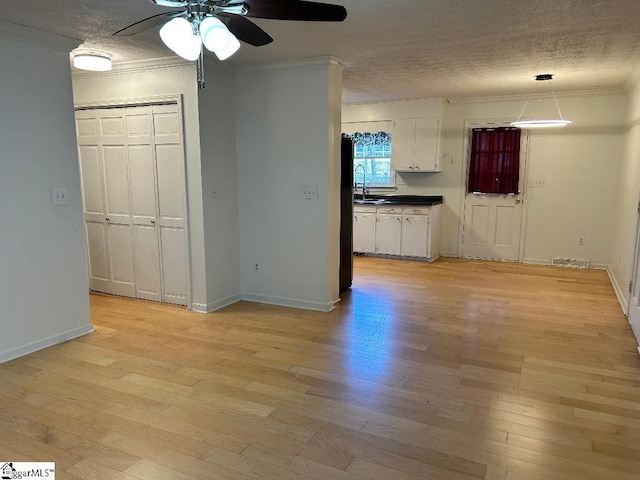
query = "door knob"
(515, 197, 522, 204)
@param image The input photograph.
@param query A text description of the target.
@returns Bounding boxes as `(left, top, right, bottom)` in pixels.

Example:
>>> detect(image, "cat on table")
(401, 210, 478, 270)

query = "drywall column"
(235, 57, 344, 311)
(0, 22, 93, 361)
(196, 64, 242, 312)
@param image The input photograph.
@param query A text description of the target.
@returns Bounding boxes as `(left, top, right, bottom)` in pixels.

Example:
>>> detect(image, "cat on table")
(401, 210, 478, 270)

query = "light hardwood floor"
(2, 257, 640, 480)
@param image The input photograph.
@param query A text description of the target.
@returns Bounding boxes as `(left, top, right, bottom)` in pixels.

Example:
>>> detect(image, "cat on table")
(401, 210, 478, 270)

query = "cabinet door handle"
(405, 218, 411, 223)
(396, 217, 401, 223)
(105, 217, 110, 222)
(415, 165, 420, 170)
(151, 219, 156, 224)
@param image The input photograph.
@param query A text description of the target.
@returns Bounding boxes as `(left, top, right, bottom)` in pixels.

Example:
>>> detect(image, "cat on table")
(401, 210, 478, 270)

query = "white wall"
(71, 60, 210, 309)
(235, 57, 343, 311)
(345, 94, 625, 265)
(0, 23, 93, 362)
(444, 94, 624, 266)
(609, 80, 640, 310)
(197, 64, 241, 311)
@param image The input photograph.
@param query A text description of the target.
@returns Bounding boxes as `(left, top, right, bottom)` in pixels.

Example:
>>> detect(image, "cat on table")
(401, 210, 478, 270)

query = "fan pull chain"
(197, 48, 206, 89)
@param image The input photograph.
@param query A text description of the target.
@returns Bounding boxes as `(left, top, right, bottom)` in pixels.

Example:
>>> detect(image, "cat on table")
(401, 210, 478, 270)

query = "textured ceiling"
(3, 0, 640, 103)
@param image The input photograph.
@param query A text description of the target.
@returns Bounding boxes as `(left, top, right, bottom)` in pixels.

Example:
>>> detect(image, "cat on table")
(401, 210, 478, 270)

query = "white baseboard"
(522, 258, 550, 266)
(440, 252, 459, 258)
(191, 293, 242, 314)
(0, 324, 95, 364)
(241, 292, 337, 312)
(607, 265, 628, 314)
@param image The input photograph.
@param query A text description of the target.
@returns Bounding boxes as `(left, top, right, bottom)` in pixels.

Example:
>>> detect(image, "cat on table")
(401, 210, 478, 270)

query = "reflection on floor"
(1, 256, 639, 480)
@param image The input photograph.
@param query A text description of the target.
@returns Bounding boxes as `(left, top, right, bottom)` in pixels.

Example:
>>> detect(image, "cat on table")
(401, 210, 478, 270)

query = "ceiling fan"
(114, 0, 347, 87)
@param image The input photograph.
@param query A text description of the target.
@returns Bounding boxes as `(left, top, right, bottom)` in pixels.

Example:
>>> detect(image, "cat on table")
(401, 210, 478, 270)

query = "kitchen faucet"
(354, 164, 367, 200)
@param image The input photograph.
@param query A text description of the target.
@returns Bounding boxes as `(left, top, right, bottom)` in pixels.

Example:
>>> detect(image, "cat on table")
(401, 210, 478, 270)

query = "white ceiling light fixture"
(159, 17, 203, 61)
(200, 16, 234, 57)
(72, 52, 112, 71)
(511, 74, 572, 128)
(158, 14, 242, 69)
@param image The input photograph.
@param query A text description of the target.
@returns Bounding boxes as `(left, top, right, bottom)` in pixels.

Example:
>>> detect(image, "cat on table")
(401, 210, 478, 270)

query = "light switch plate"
(51, 188, 69, 206)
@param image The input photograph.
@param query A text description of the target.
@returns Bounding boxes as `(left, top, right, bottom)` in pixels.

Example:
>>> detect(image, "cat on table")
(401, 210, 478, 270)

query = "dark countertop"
(354, 194, 443, 206)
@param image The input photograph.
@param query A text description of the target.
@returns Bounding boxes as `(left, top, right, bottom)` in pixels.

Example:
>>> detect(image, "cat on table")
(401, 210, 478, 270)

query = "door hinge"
(629, 281, 633, 293)
(637, 201, 640, 214)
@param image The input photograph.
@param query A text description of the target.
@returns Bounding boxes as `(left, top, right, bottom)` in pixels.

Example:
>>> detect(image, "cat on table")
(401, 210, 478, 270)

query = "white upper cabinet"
(392, 117, 440, 172)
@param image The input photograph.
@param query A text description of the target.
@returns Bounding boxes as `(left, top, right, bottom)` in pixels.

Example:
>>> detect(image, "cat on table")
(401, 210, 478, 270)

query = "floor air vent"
(551, 257, 590, 269)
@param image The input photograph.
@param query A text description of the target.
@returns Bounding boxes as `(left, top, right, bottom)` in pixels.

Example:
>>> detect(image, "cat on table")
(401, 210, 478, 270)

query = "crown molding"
(0, 20, 80, 52)
(446, 88, 624, 105)
(234, 55, 344, 74)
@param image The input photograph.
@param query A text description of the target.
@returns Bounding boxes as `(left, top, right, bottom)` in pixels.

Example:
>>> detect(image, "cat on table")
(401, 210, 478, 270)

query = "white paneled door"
(627, 206, 640, 350)
(76, 104, 188, 306)
(462, 194, 523, 261)
(461, 126, 527, 262)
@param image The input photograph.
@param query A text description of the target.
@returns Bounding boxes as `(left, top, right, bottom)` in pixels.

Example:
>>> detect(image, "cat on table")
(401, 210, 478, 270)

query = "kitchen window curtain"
(467, 127, 521, 194)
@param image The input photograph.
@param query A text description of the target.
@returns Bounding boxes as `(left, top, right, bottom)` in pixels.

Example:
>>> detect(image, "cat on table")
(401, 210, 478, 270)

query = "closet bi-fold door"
(153, 104, 188, 306)
(126, 106, 162, 302)
(76, 109, 136, 298)
(76, 104, 188, 306)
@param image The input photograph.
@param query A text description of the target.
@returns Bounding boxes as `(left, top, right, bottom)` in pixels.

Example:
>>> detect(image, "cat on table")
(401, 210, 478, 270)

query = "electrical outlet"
(301, 185, 318, 200)
(578, 236, 585, 245)
(254, 263, 260, 272)
(51, 188, 69, 206)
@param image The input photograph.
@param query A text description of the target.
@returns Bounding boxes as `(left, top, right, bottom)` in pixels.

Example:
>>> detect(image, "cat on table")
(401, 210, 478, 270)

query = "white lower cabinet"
(354, 206, 377, 253)
(402, 212, 430, 257)
(354, 203, 441, 261)
(376, 207, 402, 255)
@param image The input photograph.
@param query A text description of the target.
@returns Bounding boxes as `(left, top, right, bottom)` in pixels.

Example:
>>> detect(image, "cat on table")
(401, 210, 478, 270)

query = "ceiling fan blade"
(217, 13, 273, 47)
(244, 0, 347, 22)
(113, 11, 181, 36)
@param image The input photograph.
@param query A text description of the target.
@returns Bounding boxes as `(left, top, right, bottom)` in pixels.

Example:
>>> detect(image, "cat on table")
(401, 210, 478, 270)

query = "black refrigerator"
(339, 135, 354, 293)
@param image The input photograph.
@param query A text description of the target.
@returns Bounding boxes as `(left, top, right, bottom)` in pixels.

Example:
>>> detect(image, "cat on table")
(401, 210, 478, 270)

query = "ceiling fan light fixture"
(73, 52, 112, 71)
(159, 17, 202, 61)
(511, 74, 571, 129)
(213, 34, 241, 61)
(200, 16, 232, 52)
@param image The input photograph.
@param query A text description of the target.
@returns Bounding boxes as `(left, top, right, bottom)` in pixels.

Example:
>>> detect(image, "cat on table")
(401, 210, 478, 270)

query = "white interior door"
(627, 204, 640, 351)
(127, 107, 162, 302)
(462, 194, 523, 261)
(77, 136, 110, 293)
(153, 104, 188, 306)
(75, 103, 188, 306)
(102, 143, 136, 297)
(461, 126, 527, 261)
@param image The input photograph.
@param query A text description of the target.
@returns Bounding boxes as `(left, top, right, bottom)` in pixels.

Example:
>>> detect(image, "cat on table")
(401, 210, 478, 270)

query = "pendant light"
(511, 74, 572, 128)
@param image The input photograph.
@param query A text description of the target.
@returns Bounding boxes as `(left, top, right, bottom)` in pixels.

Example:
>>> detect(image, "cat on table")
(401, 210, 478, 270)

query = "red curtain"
(467, 127, 521, 194)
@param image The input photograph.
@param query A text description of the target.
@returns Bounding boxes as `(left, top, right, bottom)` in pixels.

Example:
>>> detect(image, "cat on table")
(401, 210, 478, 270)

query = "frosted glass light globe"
(160, 17, 202, 61)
